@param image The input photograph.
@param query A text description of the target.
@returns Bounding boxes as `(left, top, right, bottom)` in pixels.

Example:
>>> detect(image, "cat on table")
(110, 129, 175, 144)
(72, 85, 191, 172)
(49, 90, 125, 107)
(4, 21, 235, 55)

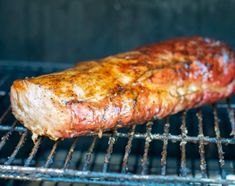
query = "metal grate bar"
(0, 158, 34, 164)
(213, 105, 226, 179)
(82, 136, 97, 171)
(121, 125, 136, 173)
(1, 124, 235, 145)
(0, 125, 27, 132)
(197, 109, 207, 178)
(141, 121, 153, 175)
(0, 90, 6, 97)
(2, 165, 235, 185)
(180, 111, 188, 177)
(0, 74, 10, 87)
(44, 141, 59, 168)
(24, 137, 42, 166)
(0, 120, 17, 151)
(160, 118, 170, 176)
(4, 130, 28, 165)
(63, 138, 79, 169)
(226, 98, 235, 136)
(0, 106, 11, 123)
(216, 103, 235, 109)
(103, 129, 118, 173)
(226, 98, 235, 174)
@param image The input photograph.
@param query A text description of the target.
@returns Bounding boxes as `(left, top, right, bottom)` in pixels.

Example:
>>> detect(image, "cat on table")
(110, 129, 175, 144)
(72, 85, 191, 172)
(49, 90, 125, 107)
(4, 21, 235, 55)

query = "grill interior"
(0, 61, 235, 185)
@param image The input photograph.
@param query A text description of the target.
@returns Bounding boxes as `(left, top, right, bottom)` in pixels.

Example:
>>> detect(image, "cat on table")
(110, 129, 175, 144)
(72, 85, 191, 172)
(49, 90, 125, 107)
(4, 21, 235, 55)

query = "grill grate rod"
(226, 98, 235, 136)
(44, 141, 59, 168)
(141, 121, 153, 175)
(54, 138, 78, 186)
(197, 109, 207, 178)
(0, 106, 11, 123)
(213, 105, 226, 179)
(63, 138, 78, 169)
(216, 103, 235, 109)
(0, 125, 26, 132)
(2, 165, 235, 185)
(121, 125, 136, 173)
(24, 137, 42, 166)
(0, 90, 6, 97)
(0, 74, 10, 87)
(1, 124, 235, 144)
(0, 120, 17, 151)
(82, 136, 97, 171)
(226, 98, 235, 173)
(103, 129, 118, 173)
(4, 130, 28, 165)
(180, 111, 188, 177)
(160, 118, 170, 176)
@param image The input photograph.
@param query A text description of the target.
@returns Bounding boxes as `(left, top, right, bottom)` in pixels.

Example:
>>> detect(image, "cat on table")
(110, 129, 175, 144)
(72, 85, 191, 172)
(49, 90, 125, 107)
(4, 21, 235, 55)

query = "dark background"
(0, 0, 235, 64)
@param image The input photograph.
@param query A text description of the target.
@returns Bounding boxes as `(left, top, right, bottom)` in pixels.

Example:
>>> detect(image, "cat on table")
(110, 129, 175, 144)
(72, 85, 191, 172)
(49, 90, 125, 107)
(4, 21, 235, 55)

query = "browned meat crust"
(10, 36, 235, 140)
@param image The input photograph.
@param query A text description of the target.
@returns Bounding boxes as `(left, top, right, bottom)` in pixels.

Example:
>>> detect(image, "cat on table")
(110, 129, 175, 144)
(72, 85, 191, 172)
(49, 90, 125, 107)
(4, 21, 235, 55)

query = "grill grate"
(197, 108, 207, 178)
(121, 125, 136, 174)
(0, 61, 235, 185)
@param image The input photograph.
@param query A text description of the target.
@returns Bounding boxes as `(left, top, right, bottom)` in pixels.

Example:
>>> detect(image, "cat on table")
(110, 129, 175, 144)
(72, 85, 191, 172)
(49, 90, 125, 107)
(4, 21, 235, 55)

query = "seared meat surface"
(11, 37, 235, 140)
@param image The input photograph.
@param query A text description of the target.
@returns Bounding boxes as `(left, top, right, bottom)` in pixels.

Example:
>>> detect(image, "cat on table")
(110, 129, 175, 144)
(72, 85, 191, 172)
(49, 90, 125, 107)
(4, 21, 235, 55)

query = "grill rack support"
(0, 61, 235, 185)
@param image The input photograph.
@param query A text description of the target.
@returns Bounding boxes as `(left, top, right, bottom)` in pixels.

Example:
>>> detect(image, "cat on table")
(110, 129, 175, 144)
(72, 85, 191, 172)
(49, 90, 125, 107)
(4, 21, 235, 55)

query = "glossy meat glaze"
(11, 37, 235, 140)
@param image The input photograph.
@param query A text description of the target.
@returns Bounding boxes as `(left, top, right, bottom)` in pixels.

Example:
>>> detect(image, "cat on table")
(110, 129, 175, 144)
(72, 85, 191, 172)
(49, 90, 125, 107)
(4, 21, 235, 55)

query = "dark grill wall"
(0, 0, 235, 63)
